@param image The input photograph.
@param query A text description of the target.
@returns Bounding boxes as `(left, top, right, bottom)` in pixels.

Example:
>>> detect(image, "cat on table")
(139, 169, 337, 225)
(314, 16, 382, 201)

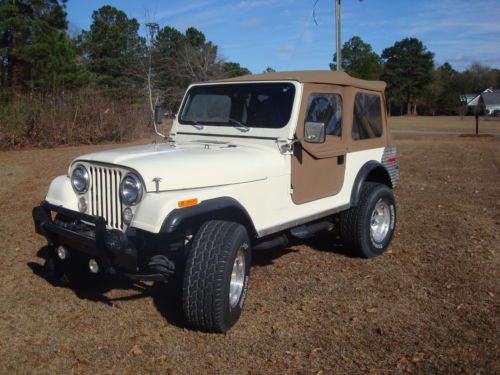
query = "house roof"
(215, 70, 386, 92)
(482, 91, 500, 106)
(461, 88, 500, 106)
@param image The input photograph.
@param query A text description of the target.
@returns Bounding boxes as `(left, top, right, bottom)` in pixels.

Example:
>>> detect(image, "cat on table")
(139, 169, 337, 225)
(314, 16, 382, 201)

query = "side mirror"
(304, 121, 326, 144)
(154, 105, 164, 125)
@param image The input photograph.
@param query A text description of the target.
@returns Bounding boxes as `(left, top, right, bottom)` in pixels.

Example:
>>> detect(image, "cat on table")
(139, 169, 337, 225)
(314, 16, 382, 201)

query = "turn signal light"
(178, 198, 198, 208)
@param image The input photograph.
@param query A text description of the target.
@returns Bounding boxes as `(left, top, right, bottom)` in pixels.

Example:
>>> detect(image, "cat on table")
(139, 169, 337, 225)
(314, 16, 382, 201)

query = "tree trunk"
(0, 61, 4, 88)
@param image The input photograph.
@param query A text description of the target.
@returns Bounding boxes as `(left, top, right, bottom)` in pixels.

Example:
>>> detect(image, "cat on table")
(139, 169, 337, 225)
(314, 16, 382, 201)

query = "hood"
(74, 140, 284, 192)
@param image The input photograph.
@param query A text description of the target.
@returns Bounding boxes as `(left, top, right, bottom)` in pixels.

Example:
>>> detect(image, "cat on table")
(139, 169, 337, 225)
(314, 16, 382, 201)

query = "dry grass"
(0, 91, 151, 149)
(0, 135, 499, 374)
(389, 115, 500, 134)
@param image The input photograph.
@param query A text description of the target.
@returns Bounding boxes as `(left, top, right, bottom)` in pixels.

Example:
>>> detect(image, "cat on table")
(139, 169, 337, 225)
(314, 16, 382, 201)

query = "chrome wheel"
(370, 199, 391, 243)
(229, 247, 246, 309)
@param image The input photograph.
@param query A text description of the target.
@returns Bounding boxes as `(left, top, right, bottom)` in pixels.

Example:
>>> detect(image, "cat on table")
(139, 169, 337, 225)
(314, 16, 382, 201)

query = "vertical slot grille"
(89, 166, 123, 229)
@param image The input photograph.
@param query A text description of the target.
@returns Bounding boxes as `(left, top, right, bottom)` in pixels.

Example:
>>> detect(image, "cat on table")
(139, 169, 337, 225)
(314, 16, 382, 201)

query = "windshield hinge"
(276, 138, 293, 154)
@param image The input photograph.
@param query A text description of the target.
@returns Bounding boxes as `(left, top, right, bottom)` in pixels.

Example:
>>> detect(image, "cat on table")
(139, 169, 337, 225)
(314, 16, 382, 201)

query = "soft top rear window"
(179, 83, 295, 129)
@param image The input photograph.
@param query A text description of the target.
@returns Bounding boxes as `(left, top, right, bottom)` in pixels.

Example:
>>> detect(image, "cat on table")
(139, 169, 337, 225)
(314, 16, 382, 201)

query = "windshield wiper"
(228, 118, 249, 132)
(184, 118, 203, 130)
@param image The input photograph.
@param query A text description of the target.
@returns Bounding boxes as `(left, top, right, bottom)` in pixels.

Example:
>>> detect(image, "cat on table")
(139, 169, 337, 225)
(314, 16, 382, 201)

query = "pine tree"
(382, 38, 434, 115)
(436, 63, 459, 115)
(0, 0, 84, 91)
(330, 36, 381, 80)
(79, 6, 146, 96)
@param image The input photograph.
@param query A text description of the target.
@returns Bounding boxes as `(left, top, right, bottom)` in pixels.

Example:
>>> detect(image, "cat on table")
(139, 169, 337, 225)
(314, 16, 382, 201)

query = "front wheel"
(182, 220, 251, 333)
(340, 182, 396, 258)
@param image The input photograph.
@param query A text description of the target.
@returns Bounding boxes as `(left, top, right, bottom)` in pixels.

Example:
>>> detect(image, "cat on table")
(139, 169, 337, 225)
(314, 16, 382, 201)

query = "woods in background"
(331, 36, 500, 116)
(0, 1, 248, 96)
(1, 0, 498, 149)
(0, 1, 249, 148)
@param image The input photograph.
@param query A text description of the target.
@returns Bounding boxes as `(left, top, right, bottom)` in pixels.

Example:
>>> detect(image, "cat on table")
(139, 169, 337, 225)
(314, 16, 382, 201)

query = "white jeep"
(33, 70, 399, 333)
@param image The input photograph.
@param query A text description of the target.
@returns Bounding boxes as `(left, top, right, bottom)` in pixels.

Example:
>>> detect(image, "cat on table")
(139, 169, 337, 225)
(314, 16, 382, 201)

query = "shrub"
(0, 90, 150, 149)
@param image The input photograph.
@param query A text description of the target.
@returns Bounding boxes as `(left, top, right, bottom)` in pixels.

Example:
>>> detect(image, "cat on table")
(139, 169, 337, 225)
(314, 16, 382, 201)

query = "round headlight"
(71, 165, 89, 194)
(120, 173, 143, 205)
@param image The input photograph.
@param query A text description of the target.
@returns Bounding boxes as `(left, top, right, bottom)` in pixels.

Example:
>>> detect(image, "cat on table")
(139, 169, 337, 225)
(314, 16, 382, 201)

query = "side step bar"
(289, 220, 334, 239)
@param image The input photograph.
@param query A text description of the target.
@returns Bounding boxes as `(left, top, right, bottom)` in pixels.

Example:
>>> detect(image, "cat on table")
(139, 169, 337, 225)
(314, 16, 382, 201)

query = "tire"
(340, 182, 396, 258)
(182, 220, 251, 333)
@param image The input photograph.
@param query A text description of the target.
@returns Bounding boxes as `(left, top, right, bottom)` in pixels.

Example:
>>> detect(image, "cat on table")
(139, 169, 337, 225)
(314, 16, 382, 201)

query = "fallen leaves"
(308, 347, 322, 360)
(285, 351, 303, 362)
(131, 344, 143, 356)
(3, 137, 500, 374)
(154, 354, 168, 363)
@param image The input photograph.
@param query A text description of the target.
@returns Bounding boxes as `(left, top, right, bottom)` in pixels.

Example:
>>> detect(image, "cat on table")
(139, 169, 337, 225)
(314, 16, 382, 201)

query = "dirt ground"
(0, 134, 499, 374)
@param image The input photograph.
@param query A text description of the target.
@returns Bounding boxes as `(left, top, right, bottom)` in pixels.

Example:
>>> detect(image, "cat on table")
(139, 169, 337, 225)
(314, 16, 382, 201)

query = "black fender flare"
(350, 161, 392, 207)
(160, 197, 257, 236)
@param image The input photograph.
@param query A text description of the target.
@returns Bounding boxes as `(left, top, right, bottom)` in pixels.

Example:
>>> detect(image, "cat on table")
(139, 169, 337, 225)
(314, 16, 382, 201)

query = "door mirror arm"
(153, 104, 166, 139)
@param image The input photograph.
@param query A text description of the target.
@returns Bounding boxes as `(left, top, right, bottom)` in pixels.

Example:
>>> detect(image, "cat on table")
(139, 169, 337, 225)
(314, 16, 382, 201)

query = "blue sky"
(66, 0, 500, 73)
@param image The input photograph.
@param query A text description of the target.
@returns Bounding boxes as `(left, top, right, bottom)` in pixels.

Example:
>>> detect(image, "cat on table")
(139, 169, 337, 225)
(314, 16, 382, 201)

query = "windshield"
(179, 83, 295, 129)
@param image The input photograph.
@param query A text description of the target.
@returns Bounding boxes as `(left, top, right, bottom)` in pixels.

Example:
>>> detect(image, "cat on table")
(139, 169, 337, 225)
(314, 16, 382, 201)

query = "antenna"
(335, 1, 364, 71)
(335, 0, 341, 71)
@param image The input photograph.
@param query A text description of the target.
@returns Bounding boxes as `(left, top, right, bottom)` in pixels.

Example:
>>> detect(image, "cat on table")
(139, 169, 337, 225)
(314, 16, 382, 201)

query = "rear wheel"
(182, 220, 251, 333)
(340, 182, 396, 258)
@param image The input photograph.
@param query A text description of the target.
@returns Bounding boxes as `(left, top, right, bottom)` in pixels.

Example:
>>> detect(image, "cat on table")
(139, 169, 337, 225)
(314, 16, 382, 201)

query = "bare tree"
(144, 21, 165, 138)
(181, 42, 224, 82)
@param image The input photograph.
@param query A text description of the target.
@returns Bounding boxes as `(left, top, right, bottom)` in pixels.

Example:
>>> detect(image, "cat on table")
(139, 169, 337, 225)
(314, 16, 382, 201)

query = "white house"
(479, 90, 500, 115)
(459, 88, 500, 115)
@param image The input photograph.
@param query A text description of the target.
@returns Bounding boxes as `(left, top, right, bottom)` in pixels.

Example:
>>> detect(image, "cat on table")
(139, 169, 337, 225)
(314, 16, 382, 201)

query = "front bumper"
(32, 201, 173, 282)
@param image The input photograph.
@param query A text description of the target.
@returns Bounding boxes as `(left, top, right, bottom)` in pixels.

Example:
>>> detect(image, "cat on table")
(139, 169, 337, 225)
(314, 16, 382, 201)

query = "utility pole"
(335, 0, 342, 71)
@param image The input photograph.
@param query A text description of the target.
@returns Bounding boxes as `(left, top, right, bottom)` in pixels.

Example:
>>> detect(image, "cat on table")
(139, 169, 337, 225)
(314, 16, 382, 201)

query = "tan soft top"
(216, 70, 386, 92)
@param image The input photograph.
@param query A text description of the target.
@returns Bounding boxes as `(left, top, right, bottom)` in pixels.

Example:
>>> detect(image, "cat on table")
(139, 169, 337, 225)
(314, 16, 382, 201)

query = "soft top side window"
(305, 93, 342, 137)
(352, 93, 382, 140)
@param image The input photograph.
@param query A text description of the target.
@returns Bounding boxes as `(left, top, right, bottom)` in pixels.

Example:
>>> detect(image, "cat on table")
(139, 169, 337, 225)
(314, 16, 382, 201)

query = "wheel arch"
(161, 197, 257, 237)
(350, 161, 392, 207)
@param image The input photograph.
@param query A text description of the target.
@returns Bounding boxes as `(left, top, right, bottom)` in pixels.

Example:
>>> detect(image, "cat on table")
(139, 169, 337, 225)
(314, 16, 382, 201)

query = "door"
(291, 84, 348, 204)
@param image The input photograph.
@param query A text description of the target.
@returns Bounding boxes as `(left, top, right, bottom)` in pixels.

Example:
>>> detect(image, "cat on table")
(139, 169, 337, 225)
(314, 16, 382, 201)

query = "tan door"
(291, 84, 348, 204)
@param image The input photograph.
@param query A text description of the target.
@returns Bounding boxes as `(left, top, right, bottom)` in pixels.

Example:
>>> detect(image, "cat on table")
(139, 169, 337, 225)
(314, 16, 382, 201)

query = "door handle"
(337, 155, 345, 165)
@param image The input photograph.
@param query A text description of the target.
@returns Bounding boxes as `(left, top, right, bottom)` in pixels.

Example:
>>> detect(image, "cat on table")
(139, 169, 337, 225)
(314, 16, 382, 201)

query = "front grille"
(89, 165, 123, 229)
(382, 146, 400, 187)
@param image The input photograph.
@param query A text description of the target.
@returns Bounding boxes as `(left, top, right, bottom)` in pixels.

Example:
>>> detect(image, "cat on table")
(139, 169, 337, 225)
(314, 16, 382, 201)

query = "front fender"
(130, 193, 256, 236)
(45, 175, 78, 211)
(161, 197, 256, 236)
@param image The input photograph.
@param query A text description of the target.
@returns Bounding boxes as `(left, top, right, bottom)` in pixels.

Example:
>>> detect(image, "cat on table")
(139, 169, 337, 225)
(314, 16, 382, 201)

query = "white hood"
(74, 140, 284, 192)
